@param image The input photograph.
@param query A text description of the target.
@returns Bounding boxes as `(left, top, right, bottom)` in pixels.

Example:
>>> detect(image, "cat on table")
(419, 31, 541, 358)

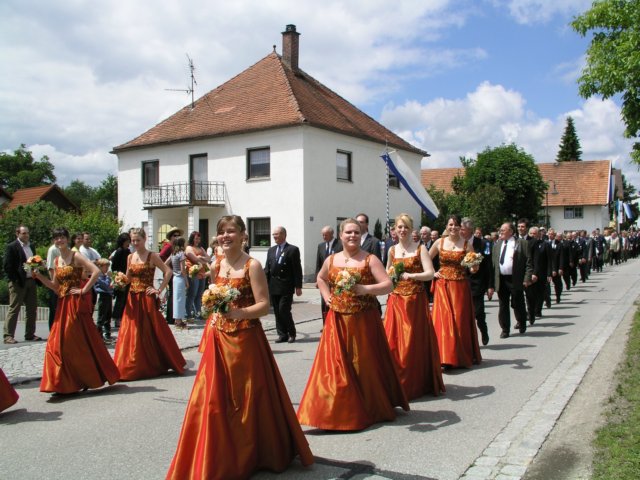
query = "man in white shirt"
(79, 232, 101, 262)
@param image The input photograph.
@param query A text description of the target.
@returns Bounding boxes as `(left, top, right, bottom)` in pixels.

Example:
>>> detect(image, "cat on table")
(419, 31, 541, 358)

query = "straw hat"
(166, 226, 183, 240)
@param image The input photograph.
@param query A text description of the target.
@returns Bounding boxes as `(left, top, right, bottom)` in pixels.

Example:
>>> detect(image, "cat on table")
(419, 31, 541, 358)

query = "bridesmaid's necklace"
(225, 252, 244, 278)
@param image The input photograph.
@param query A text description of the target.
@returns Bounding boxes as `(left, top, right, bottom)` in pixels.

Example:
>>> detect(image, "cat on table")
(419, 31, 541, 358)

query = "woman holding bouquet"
(383, 213, 444, 400)
(114, 228, 185, 381)
(297, 218, 408, 431)
(167, 215, 313, 480)
(33, 228, 119, 394)
(429, 215, 482, 368)
(185, 231, 210, 321)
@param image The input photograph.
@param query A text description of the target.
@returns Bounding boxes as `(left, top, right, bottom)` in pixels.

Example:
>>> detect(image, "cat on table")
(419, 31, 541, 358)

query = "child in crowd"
(94, 258, 114, 343)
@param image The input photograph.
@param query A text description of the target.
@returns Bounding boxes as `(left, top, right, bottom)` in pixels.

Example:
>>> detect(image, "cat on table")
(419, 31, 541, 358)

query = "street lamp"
(545, 180, 558, 229)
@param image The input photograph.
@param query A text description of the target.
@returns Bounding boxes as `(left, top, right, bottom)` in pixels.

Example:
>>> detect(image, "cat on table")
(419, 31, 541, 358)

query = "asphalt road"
(1, 258, 639, 479)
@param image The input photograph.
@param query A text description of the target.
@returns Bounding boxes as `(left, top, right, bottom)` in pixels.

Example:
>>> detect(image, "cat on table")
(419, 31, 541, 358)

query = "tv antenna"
(166, 54, 197, 108)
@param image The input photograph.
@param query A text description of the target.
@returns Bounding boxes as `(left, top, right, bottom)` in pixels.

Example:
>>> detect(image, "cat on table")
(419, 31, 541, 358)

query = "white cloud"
(381, 82, 639, 188)
(0, 0, 485, 185)
(492, 0, 593, 24)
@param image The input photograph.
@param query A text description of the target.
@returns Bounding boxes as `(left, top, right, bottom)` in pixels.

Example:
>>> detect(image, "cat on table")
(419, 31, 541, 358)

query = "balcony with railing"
(143, 181, 226, 208)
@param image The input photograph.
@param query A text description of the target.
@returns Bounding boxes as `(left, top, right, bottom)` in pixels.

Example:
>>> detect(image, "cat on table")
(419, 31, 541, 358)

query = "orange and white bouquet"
(23, 255, 45, 273)
(109, 271, 130, 291)
(189, 263, 210, 278)
(461, 251, 483, 268)
(201, 283, 240, 317)
(334, 269, 361, 295)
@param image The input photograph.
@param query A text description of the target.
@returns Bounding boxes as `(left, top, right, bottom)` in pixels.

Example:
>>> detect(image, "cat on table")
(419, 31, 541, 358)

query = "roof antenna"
(165, 54, 197, 108)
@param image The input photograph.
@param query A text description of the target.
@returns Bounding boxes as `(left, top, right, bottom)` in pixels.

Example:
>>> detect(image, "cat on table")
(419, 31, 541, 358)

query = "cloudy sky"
(1, 0, 637, 190)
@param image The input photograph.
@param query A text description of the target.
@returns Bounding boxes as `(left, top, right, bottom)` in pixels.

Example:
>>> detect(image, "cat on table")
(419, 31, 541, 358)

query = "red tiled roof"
(421, 160, 613, 206)
(113, 52, 426, 156)
(8, 184, 78, 211)
(421, 167, 465, 194)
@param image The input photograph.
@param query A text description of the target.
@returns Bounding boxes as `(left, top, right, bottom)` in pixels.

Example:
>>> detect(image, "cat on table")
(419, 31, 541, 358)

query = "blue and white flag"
(623, 202, 634, 220)
(381, 152, 439, 220)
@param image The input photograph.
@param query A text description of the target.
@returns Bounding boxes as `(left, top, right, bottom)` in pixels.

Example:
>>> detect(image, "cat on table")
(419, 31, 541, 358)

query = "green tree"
(64, 180, 96, 210)
(0, 144, 56, 193)
(556, 116, 582, 161)
(466, 184, 506, 233)
(423, 186, 466, 234)
(95, 174, 118, 217)
(460, 144, 546, 224)
(572, 0, 640, 164)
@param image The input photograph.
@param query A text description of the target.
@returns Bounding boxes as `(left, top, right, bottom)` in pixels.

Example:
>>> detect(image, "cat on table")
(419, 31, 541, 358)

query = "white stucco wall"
(116, 125, 426, 280)
(547, 205, 609, 233)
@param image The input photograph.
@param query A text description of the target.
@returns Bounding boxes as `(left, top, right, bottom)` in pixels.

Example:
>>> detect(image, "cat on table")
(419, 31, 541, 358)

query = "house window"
(142, 160, 159, 188)
(247, 147, 270, 179)
(336, 150, 352, 181)
(248, 217, 271, 247)
(564, 206, 583, 219)
(388, 171, 400, 189)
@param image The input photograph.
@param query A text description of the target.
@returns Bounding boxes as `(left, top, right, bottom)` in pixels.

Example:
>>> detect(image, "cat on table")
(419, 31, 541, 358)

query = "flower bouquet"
(201, 283, 241, 317)
(461, 251, 483, 269)
(334, 269, 361, 295)
(387, 262, 406, 287)
(23, 255, 45, 273)
(109, 271, 130, 291)
(189, 263, 210, 278)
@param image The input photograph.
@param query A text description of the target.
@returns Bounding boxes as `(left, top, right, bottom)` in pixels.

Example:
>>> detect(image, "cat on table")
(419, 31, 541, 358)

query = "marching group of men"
(313, 216, 640, 347)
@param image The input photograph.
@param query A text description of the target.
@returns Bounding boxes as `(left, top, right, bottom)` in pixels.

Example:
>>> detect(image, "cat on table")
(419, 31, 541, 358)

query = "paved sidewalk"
(0, 285, 329, 384)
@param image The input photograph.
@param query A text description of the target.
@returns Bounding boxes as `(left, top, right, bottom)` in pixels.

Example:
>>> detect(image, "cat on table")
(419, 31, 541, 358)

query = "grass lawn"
(592, 309, 640, 479)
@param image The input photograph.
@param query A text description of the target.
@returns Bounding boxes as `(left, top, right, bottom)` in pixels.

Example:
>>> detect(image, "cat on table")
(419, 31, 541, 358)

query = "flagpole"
(384, 147, 390, 235)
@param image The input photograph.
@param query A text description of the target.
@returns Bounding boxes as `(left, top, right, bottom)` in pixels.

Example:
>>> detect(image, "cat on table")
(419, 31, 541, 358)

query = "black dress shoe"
(519, 325, 526, 334)
(287, 336, 296, 343)
(528, 317, 535, 326)
(274, 337, 288, 344)
(481, 331, 489, 345)
(500, 331, 509, 339)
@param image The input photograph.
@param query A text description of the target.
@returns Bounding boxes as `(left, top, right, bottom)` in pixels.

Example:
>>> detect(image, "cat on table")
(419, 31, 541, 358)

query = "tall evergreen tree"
(556, 116, 582, 162)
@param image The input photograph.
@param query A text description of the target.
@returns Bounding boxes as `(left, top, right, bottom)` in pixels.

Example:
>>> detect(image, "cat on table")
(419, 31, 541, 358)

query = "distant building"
(422, 160, 622, 232)
(113, 25, 429, 279)
(4, 184, 78, 213)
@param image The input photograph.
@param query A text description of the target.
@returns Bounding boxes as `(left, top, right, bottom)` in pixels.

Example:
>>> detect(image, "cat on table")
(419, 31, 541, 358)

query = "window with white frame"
(336, 150, 352, 181)
(248, 217, 271, 247)
(564, 206, 584, 219)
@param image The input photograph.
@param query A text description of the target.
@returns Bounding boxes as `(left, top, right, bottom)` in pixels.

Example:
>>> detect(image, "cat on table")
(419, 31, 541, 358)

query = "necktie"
(326, 242, 330, 255)
(499, 239, 508, 265)
(276, 245, 282, 260)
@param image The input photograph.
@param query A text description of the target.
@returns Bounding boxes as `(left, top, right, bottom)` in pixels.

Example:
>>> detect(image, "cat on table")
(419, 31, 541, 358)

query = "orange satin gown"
(384, 246, 445, 400)
(297, 255, 409, 431)
(198, 254, 224, 354)
(431, 240, 482, 368)
(40, 261, 120, 393)
(0, 368, 19, 412)
(167, 259, 313, 480)
(114, 258, 186, 381)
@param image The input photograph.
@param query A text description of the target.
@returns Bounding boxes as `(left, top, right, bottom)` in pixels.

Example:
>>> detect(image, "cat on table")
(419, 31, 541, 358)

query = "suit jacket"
(490, 237, 532, 292)
(360, 233, 382, 261)
(264, 242, 303, 296)
(4, 239, 36, 287)
(548, 238, 564, 273)
(529, 238, 552, 278)
(469, 236, 491, 296)
(381, 237, 397, 267)
(315, 238, 342, 277)
(581, 237, 594, 261)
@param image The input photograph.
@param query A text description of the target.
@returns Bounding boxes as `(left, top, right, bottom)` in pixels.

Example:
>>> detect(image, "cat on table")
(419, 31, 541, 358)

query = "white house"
(113, 25, 429, 280)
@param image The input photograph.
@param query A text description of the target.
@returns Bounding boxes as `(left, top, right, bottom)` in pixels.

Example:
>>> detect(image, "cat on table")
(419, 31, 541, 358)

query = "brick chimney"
(282, 24, 300, 70)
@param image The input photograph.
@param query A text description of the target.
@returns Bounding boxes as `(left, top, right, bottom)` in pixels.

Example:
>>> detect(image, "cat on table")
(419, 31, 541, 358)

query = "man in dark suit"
(525, 226, 552, 324)
(488, 222, 533, 338)
(461, 218, 492, 345)
(381, 226, 397, 267)
(356, 213, 382, 261)
(3, 225, 41, 344)
(547, 229, 565, 304)
(315, 225, 342, 325)
(516, 218, 531, 241)
(264, 226, 303, 343)
(592, 228, 605, 272)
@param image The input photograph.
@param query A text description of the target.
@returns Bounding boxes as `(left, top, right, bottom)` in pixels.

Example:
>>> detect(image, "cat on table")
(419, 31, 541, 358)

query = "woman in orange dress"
(429, 215, 482, 368)
(114, 228, 185, 381)
(384, 213, 445, 400)
(197, 240, 225, 353)
(0, 368, 19, 412)
(167, 215, 313, 480)
(297, 218, 408, 431)
(34, 228, 119, 394)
